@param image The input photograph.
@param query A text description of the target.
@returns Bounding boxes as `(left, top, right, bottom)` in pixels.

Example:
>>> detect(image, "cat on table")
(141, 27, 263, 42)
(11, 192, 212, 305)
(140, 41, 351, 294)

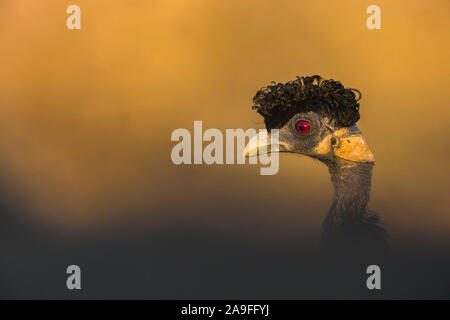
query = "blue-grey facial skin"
(276, 111, 374, 165)
(277, 111, 334, 161)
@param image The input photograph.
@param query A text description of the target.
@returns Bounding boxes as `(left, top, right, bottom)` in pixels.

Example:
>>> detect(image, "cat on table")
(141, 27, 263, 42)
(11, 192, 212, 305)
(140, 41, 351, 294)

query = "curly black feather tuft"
(252, 75, 361, 130)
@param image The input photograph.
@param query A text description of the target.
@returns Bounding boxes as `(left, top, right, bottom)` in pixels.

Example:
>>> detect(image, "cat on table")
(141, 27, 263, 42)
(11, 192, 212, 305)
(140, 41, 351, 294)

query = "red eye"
(296, 120, 310, 134)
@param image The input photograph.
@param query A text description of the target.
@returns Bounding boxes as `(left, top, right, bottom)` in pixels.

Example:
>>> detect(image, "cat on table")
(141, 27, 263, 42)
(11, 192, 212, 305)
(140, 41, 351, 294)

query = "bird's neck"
(323, 159, 373, 232)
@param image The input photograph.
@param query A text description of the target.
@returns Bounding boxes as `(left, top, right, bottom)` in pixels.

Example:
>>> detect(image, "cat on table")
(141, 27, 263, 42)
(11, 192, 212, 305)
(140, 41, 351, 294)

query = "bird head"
(244, 75, 374, 165)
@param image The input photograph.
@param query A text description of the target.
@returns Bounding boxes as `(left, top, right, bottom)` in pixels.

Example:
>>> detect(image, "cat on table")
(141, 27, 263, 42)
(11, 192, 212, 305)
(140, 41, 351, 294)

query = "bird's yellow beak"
(331, 125, 375, 164)
(244, 130, 285, 158)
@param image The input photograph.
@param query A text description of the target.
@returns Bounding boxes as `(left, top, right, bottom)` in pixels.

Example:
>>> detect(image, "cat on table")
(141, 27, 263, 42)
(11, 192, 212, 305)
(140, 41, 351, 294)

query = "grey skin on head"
(245, 76, 387, 251)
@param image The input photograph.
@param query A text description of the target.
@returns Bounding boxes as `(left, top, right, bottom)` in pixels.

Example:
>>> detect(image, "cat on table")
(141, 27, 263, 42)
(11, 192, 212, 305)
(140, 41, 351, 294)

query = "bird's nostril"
(331, 137, 337, 147)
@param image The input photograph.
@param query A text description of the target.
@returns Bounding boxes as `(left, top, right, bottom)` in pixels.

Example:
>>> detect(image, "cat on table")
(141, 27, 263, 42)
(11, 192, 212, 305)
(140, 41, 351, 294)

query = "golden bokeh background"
(0, 0, 449, 242)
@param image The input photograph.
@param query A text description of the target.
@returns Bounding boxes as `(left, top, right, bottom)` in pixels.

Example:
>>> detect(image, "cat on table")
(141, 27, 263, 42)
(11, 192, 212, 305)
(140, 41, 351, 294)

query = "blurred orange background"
(0, 0, 449, 243)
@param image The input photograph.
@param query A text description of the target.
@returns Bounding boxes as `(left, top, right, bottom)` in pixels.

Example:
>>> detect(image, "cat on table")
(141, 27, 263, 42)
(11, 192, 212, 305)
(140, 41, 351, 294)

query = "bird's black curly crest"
(252, 75, 361, 130)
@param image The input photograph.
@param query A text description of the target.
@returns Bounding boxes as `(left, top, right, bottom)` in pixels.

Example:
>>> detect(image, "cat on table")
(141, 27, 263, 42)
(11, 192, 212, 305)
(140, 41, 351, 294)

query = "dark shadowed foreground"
(1, 202, 449, 300)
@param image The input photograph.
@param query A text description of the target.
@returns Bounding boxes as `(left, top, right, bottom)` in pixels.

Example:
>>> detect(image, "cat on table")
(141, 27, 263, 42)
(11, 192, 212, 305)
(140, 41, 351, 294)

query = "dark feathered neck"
(328, 160, 373, 220)
(321, 159, 386, 249)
